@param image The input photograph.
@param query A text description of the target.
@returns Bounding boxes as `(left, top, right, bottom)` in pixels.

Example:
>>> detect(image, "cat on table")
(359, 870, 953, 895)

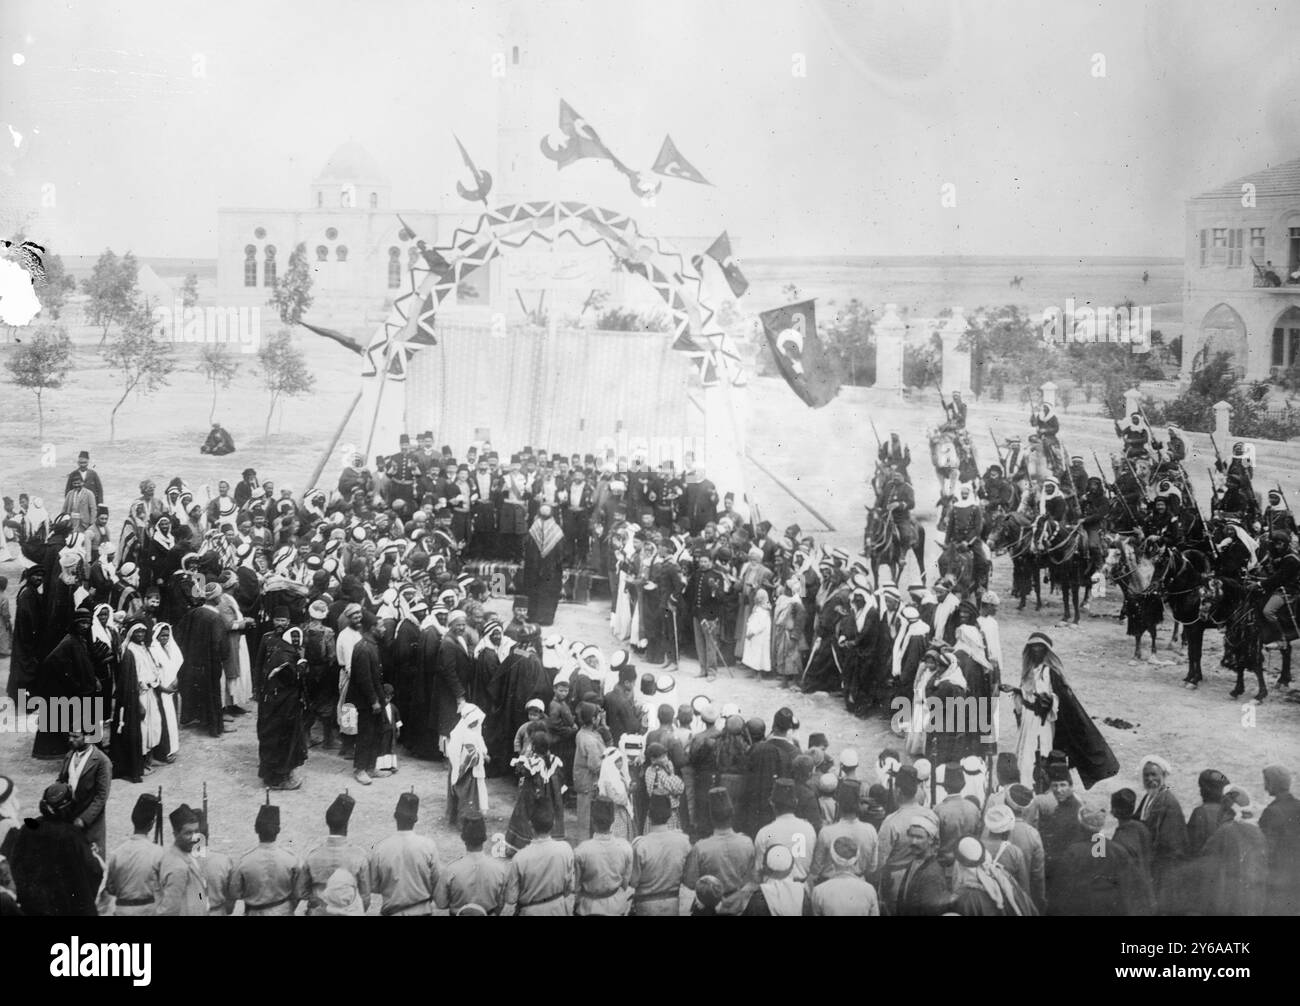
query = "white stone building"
(1183, 158, 1300, 381)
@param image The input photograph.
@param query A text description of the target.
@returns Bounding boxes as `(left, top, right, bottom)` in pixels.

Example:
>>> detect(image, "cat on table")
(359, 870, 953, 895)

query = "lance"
(1183, 471, 1217, 558)
(1097, 449, 1137, 527)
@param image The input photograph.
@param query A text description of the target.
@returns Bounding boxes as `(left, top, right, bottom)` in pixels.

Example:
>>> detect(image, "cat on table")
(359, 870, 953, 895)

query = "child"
(374, 683, 401, 776)
(546, 679, 577, 789)
(514, 698, 546, 759)
(816, 771, 839, 825)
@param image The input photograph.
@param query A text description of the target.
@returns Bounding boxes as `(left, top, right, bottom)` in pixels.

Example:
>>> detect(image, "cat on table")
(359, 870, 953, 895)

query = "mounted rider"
(1143, 497, 1182, 547)
(980, 464, 1016, 514)
(878, 432, 912, 482)
(880, 469, 918, 552)
(1153, 479, 1184, 518)
(945, 482, 989, 568)
(1115, 412, 1155, 461)
(942, 390, 968, 431)
(1080, 476, 1110, 570)
(1215, 471, 1260, 526)
(1067, 455, 1090, 498)
(1033, 477, 1069, 550)
(1264, 489, 1297, 537)
(1258, 530, 1300, 647)
(1030, 403, 1062, 472)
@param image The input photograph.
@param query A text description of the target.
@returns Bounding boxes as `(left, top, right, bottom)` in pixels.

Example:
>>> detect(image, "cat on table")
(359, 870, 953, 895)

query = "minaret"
(495, 0, 536, 208)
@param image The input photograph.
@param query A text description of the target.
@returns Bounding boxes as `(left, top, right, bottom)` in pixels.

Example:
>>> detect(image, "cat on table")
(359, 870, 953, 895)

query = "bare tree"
(258, 330, 316, 436)
(5, 325, 72, 437)
(197, 343, 240, 424)
(102, 299, 175, 441)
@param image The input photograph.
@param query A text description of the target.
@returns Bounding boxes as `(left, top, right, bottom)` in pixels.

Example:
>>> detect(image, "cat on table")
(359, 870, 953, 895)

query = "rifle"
(201, 781, 210, 847)
(869, 418, 883, 452)
(990, 428, 1006, 473)
(153, 785, 164, 846)
(934, 377, 951, 419)
(1182, 472, 1218, 558)
(1209, 432, 1224, 472)
(1097, 450, 1137, 527)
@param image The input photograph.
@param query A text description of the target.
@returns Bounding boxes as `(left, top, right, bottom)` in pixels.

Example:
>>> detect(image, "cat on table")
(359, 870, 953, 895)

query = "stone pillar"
(1214, 400, 1232, 443)
(874, 304, 906, 392)
(939, 307, 972, 396)
(1123, 387, 1142, 419)
(1040, 381, 1057, 407)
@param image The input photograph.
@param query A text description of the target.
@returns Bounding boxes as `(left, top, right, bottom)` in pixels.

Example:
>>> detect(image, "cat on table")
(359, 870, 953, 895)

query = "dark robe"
(7, 815, 104, 917)
(502, 652, 552, 745)
(1136, 786, 1187, 913)
(200, 424, 236, 455)
(522, 518, 565, 626)
(1109, 818, 1157, 915)
(745, 735, 800, 835)
(481, 651, 517, 777)
(31, 631, 101, 759)
(1046, 667, 1118, 789)
(256, 643, 308, 785)
(1047, 837, 1148, 917)
(1259, 791, 1300, 915)
(390, 618, 423, 741)
(408, 623, 442, 759)
(1190, 820, 1267, 916)
(504, 754, 567, 851)
(176, 603, 228, 737)
(432, 634, 475, 742)
(7, 581, 46, 702)
(109, 647, 147, 783)
(894, 855, 950, 916)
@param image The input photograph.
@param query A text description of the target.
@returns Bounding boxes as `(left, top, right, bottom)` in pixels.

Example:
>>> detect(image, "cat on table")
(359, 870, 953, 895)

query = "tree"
(83, 249, 139, 344)
(268, 242, 313, 325)
(5, 325, 72, 437)
(197, 343, 240, 423)
(181, 272, 200, 309)
(258, 330, 316, 435)
(102, 299, 175, 441)
(821, 298, 873, 386)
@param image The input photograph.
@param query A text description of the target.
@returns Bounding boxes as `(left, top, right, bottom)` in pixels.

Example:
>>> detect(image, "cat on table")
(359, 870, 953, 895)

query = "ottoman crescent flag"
(539, 99, 622, 170)
(651, 134, 712, 185)
(759, 300, 839, 408)
(704, 231, 749, 298)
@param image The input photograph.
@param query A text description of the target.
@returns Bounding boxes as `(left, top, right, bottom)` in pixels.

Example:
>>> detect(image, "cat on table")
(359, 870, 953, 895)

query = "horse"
(863, 507, 926, 586)
(1152, 545, 1227, 688)
(1103, 535, 1164, 661)
(987, 511, 1042, 610)
(937, 539, 979, 597)
(1036, 518, 1093, 625)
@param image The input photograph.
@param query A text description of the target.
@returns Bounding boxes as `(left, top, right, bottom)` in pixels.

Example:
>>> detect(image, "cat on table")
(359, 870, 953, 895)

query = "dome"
(315, 142, 388, 184)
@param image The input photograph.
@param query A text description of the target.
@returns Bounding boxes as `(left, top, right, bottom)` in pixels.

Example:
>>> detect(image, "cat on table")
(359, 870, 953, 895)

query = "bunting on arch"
(353, 200, 746, 388)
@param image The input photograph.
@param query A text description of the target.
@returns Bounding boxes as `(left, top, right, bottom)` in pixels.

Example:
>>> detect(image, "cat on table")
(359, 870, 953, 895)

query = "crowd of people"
(4, 735, 1299, 916)
(2, 421, 1300, 917)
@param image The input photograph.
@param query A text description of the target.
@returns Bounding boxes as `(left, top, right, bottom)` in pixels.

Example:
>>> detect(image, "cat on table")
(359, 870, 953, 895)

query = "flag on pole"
(453, 134, 493, 204)
(758, 300, 839, 408)
(539, 100, 624, 170)
(704, 232, 749, 298)
(651, 134, 712, 185)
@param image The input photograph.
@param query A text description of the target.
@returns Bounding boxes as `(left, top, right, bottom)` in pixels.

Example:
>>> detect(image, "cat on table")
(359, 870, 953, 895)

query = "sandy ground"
(3, 325, 1300, 911)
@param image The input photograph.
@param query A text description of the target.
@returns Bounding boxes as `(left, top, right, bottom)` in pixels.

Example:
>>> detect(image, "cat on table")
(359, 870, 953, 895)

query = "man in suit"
(65, 450, 105, 505)
(57, 727, 112, 858)
(561, 468, 595, 567)
(468, 455, 499, 558)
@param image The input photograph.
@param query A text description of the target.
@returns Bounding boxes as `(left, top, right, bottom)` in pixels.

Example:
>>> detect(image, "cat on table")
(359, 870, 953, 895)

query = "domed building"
(216, 141, 483, 329)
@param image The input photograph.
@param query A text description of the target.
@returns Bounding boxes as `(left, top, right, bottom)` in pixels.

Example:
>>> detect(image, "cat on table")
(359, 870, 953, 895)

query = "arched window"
(244, 244, 257, 287)
(316, 191, 323, 208)
(263, 245, 277, 287)
(408, 246, 420, 268)
(512, 45, 519, 65)
(336, 245, 348, 262)
(369, 192, 378, 210)
(388, 247, 402, 288)
(316, 245, 329, 262)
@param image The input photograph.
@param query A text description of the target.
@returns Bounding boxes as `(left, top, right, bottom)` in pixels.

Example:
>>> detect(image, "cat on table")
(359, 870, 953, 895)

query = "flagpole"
(362, 343, 395, 462)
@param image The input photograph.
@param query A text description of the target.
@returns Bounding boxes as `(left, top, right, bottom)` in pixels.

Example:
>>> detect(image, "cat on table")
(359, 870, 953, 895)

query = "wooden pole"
(362, 345, 395, 462)
(305, 388, 363, 496)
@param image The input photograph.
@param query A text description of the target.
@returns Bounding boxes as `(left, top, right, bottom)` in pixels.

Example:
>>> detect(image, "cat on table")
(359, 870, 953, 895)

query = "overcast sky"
(1, 0, 1298, 259)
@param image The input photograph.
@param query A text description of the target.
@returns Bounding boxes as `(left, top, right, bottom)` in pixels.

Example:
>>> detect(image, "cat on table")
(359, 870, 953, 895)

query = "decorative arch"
(359, 201, 742, 387)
